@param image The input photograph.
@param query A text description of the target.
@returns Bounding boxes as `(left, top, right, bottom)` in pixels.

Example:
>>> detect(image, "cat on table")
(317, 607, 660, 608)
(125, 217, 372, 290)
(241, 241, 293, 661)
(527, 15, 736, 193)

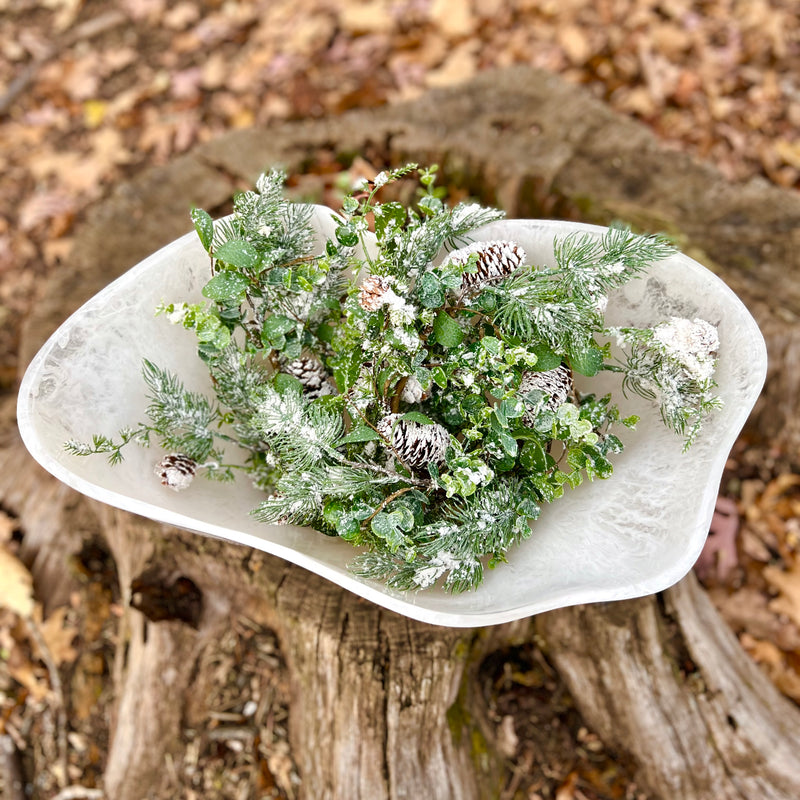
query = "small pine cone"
(284, 356, 332, 399)
(377, 414, 450, 472)
(358, 275, 392, 311)
(519, 364, 573, 424)
(156, 453, 197, 492)
(400, 375, 425, 404)
(444, 240, 526, 293)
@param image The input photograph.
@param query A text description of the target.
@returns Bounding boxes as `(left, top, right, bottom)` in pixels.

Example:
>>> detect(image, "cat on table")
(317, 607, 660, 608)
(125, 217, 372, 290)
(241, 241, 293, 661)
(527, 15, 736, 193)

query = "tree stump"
(8, 68, 800, 799)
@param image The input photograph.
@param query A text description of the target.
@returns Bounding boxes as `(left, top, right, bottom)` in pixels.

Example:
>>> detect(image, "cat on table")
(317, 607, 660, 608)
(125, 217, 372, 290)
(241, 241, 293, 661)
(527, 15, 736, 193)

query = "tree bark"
(9, 68, 800, 799)
(538, 576, 800, 799)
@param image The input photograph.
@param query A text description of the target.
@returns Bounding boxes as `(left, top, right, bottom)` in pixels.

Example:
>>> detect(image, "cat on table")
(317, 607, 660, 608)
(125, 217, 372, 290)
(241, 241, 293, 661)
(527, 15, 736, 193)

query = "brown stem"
(363, 486, 415, 524)
(391, 376, 409, 413)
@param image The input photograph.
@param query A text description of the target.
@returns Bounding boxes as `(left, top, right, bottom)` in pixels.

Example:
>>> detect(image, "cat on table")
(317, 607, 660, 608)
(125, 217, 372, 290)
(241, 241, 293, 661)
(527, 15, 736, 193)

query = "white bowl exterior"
(18, 213, 767, 627)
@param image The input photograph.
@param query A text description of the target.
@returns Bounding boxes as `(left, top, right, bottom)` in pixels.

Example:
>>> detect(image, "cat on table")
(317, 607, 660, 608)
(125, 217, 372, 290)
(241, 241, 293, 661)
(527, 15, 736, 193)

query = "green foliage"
(67, 165, 722, 593)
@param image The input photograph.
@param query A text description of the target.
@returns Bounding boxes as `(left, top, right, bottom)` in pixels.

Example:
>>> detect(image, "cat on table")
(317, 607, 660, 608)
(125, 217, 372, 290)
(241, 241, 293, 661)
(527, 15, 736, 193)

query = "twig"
(0, 735, 25, 800)
(363, 486, 415, 524)
(24, 617, 68, 790)
(51, 788, 105, 800)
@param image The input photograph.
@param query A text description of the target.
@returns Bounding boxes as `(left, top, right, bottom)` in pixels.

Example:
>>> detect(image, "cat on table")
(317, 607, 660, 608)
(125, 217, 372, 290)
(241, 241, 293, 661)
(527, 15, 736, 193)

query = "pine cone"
(284, 356, 332, 398)
(377, 414, 450, 472)
(444, 240, 526, 293)
(519, 364, 573, 424)
(155, 453, 197, 491)
(400, 375, 425, 404)
(358, 275, 393, 311)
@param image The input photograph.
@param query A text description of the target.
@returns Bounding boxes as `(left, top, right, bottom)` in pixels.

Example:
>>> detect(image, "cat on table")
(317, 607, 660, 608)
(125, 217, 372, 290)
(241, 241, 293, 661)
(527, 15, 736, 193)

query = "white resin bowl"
(18, 209, 767, 627)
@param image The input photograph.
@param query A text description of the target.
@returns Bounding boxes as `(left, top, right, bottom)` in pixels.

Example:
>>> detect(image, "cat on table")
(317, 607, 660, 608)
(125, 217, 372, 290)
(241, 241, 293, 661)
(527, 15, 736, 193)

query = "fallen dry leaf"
(18, 189, 77, 232)
(694, 496, 740, 583)
(764, 563, 800, 629)
(430, 0, 475, 39)
(425, 41, 478, 89)
(0, 544, 34, 617)
(36, 606, 79, 667)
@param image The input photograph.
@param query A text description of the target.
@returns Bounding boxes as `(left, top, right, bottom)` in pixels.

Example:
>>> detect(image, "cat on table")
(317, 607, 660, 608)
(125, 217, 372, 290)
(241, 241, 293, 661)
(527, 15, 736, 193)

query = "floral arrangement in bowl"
(61, 165, 726, 594)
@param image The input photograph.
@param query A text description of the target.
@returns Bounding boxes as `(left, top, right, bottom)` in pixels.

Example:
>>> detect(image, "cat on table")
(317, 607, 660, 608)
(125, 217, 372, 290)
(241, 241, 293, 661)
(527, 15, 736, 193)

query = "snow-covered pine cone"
(444, 240, 526, 293)
(155, 453, 197, 491)
(400, 375, 425, 404)
(358, 275, 393, 311)
(377, 414, 450, 472)
(519, 364, 573, 425)
(284, 356, 332, 399)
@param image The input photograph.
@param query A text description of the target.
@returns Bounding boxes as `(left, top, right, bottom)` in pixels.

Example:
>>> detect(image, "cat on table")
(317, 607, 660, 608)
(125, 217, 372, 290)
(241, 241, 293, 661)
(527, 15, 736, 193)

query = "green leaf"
(335, 224, 359, 248)
(498, 430, 518, 457)
(196, 314, 230, 348)
(373, 201, 406, 239)
(499, 397, 524, 419)
(520, 440, 547, 472)
(392, 505, 415, 531)
(431, 366, 448, 388)
(214, 239, 260, 271)
(273, 373, 303, 394)
(330, 350, 362, 393)
(370, 512, 405, 552)
(433, 311, 464, 348)
(191, 207, 214, 252)
(481, 336, 502, 356)
(316, 322, 335, 343)
(418, 272, 445, 308)
(342, 195, 359, 215)
(203, 272, 249, 302)
(336, 514, 361, 539)
(529, 343, 562, 371)
(337, 426, 380, 445)
(569, 345, 604, 377)
(401, 411, 435, 425)
(263, 314, 296, 338)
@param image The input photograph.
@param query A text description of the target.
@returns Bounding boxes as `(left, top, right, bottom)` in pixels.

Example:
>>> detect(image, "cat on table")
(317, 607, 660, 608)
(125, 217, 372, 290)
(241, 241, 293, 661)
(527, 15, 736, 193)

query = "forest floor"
(1, 1, 800, 798)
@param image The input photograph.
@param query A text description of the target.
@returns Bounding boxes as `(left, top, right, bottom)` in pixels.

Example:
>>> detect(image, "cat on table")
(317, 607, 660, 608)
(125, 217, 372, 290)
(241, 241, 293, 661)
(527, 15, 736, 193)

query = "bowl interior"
(17, 212, 767, 627)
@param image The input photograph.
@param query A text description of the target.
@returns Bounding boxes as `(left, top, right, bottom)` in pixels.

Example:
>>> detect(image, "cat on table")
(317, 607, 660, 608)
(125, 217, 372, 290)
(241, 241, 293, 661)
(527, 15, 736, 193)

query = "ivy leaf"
(401, 411, 435, 425)
(431, 366, 448, 388)
(214, 239, 260, 271)
(273, 373, 303, 394)
(529, 343, 562, 372)
(263, 314, 296, 338)
(497, 430, 518, 457)
(337, 426, 380, 445)
(330, 350, 362, 393)
(481, 336, 502, 356)
(191, 207, 214, 252)
(433, 311, 464, 348)
(418, 272, 445, 308)
(520, 440, 548, 472)
(569, 345, 605, 377)
(374, 201, 406, 239)
(335, 223, 359, 248)
(202, 272, 249, 302)
(370, 512, 405, 552)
